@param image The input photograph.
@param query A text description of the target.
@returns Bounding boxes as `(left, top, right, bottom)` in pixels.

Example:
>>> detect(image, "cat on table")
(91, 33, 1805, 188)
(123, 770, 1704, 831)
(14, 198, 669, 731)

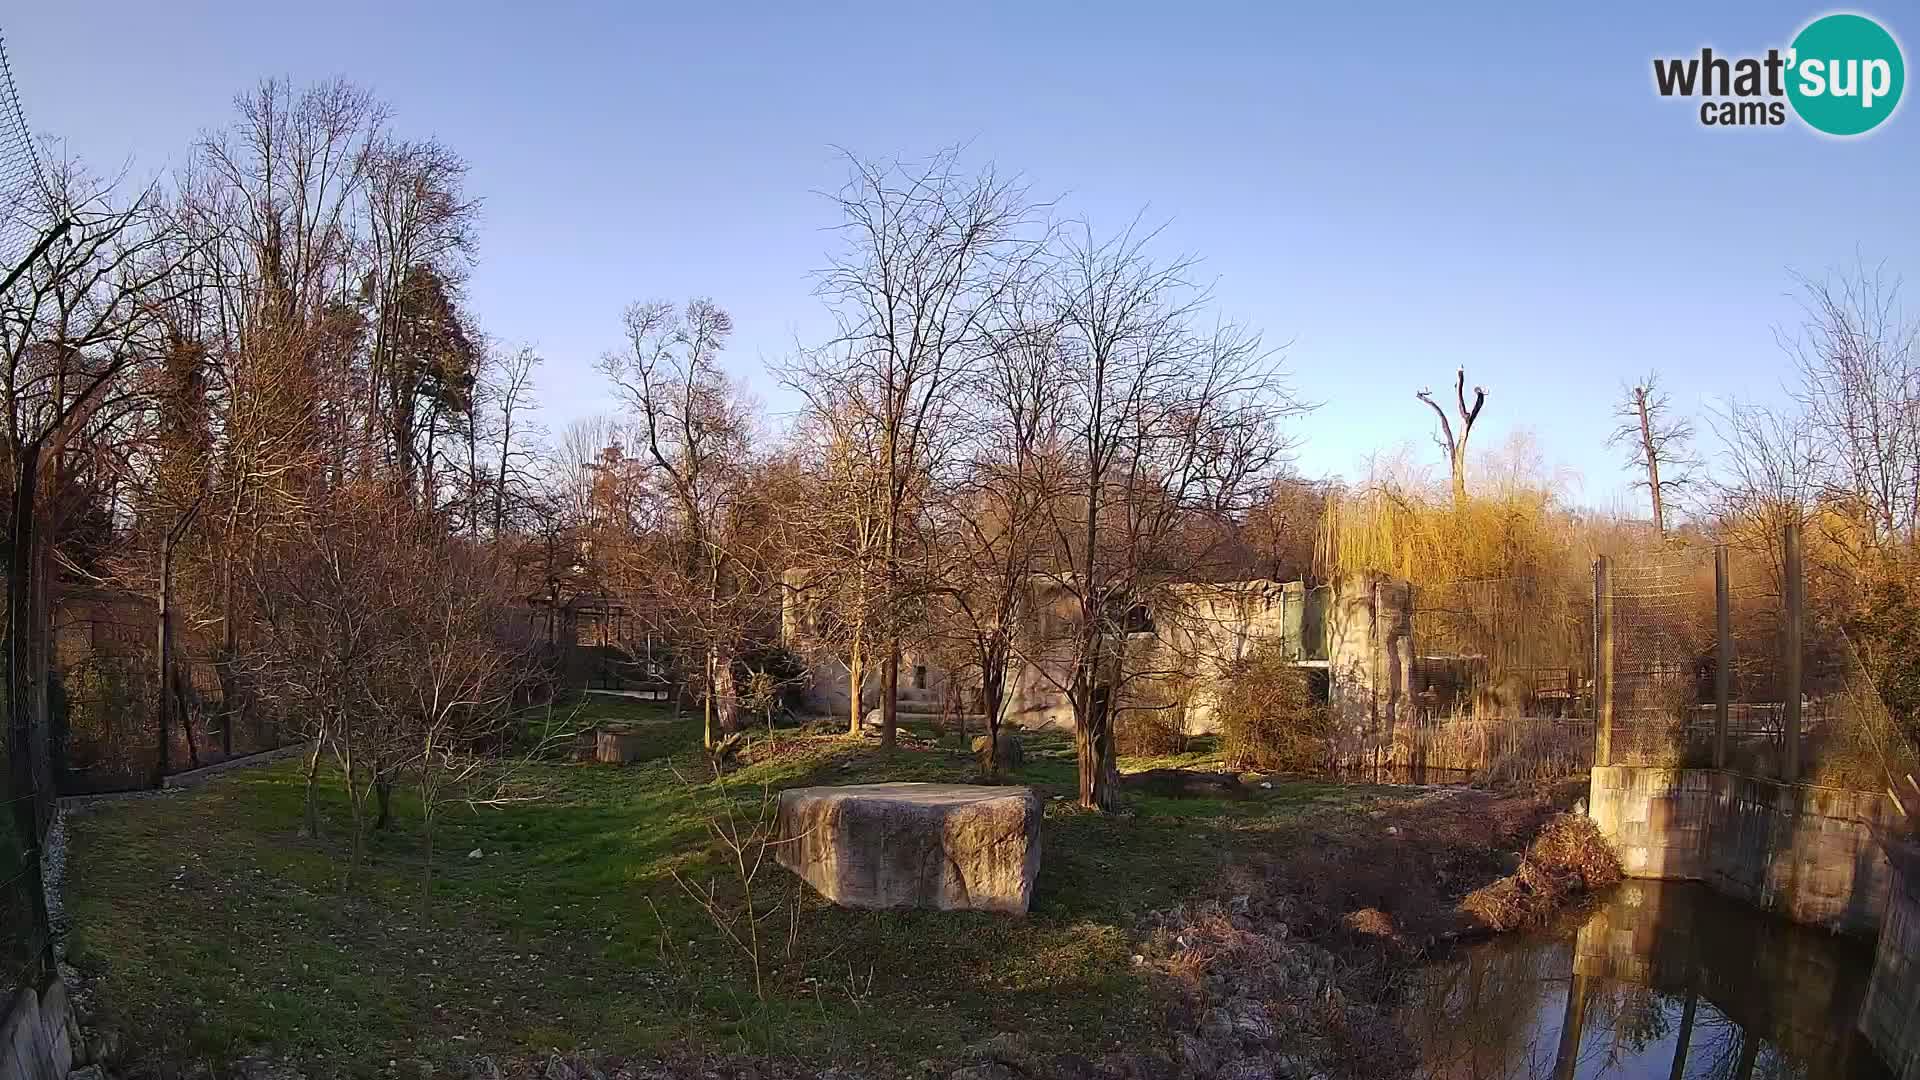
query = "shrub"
(1216, 642, 1331, 774)
(1116, 675, 1193, 756)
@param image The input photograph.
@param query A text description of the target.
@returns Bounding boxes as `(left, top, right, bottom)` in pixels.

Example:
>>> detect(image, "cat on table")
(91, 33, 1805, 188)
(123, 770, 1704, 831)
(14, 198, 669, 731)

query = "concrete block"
(774, 783, 1042, 914)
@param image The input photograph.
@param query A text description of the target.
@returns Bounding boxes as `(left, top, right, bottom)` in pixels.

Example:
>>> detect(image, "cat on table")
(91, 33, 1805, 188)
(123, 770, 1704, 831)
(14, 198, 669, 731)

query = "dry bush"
(1216, 642, 1331, 773)
(1115, 676, 1192, 756)
(1462, 813, 1621, 931)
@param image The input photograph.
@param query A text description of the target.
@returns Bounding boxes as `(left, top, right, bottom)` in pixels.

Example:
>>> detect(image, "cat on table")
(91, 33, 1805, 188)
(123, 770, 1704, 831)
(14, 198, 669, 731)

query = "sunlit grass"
(63, 696, 1368, 1076)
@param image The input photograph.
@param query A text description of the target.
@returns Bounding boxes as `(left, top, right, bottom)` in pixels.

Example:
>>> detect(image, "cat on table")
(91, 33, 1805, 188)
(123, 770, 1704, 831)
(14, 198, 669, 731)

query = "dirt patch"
(1214, 787, 1563, 961)
(1128, 785, 1618, 1080)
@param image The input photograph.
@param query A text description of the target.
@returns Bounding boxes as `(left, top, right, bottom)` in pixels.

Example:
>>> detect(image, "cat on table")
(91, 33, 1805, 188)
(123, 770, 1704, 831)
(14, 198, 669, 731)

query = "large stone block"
(774, 783, 1042, 914)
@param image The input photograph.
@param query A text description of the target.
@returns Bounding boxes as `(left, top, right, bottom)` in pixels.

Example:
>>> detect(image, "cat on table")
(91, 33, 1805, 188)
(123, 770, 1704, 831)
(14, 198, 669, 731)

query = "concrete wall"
(1862, 843, 1920, 1080)
(1000, 579, 1318, 733)
(781, 571, 1335, 735)
(1325, 574, 1412, 769)
(1589, 765, 1900, 936)
(0, 978, 76, 1080)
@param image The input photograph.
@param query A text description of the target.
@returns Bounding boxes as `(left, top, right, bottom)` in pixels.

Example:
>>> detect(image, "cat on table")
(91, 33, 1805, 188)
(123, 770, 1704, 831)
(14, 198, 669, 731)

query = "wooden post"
(1782, 522, 1803, 782)
(1714, 544, 1731, 770)
(1595, 556, 1614, 768)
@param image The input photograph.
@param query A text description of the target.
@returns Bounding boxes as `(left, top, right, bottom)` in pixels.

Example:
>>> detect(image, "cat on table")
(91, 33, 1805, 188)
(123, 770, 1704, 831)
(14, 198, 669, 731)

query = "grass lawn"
(62, 698, 1389, 1077)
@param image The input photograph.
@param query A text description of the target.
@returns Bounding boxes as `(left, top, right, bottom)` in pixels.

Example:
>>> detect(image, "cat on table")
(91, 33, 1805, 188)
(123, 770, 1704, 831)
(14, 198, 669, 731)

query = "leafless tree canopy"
(1417, 366, 1487, 504)
(1608, 372, 1698, 537)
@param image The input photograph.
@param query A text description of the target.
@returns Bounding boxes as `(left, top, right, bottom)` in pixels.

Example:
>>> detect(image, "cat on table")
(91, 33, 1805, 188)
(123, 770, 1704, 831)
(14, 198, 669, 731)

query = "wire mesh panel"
(1607, 546, 1716, 767)
(0, 30, 48, 275)
(1399, 576, 1596, 782)
(0, 27, 55, 993)
(1, 710, 54, 992)
(1717, 532, 1792, 777)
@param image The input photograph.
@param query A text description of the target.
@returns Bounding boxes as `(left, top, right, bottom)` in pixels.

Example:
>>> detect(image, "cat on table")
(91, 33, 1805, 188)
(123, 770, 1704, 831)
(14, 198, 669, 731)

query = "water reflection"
(1398, 881, 1888, 1080)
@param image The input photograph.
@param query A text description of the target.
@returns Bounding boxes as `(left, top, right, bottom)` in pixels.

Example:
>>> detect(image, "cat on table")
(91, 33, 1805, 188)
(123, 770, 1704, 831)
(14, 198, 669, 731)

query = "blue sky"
(7, 1, 1913, 506)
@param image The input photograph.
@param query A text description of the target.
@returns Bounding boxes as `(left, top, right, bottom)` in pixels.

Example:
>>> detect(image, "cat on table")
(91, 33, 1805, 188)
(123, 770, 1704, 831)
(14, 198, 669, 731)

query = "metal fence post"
(1782, 523, 1803, 782)
(1595, 556, 1614, 768)
(1715, 544, 1731, 770)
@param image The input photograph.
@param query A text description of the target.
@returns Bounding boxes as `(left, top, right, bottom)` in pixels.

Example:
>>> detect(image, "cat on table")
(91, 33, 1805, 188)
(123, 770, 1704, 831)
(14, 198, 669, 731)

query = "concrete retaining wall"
(1862, 843, 1920, 1080)
(1589, 765, 1899, 936)
(0, 978, 76, 1080)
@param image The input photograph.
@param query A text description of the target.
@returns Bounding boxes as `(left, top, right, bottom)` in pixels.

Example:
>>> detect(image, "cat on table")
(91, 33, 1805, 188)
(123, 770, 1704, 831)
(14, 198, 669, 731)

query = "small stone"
(968, 1032, 1039, 1072)
(1131, 953, 1146, 965)
(1224, 998, 1275, 1043)
(1047, 1054, 1103, 1080)
(950, 1066, 1019, 1080)
(1213, 1058, 1276, 1080)
(467, 848, 484, 859)
(1258, 781, 1272, 790)
(1174, 1033, 1218, 1078)
(544, 1054, 579, 1080)
(465, 1056, 501, 1080)
(1385, 826, 1398, 836)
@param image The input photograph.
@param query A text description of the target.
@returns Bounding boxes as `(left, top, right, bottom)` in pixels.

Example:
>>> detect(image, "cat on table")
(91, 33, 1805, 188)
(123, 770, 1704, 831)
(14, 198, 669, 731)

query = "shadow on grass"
(59, 719, 1382, 1074)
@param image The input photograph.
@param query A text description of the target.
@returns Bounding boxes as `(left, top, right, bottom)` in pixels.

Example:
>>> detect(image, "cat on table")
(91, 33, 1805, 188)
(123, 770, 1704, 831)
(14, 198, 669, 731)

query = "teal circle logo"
(1787, 13, 1904, 135)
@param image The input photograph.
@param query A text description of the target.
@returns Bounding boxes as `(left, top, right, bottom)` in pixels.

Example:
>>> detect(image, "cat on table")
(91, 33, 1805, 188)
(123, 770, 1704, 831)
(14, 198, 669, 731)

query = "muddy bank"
(1222, 785, 1618, 960)
(1126, 785, 1621, 1080)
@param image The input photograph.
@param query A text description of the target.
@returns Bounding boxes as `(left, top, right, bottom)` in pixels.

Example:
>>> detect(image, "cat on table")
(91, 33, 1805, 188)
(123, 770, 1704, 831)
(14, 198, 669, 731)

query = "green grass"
(62, 698, 1381, 1077)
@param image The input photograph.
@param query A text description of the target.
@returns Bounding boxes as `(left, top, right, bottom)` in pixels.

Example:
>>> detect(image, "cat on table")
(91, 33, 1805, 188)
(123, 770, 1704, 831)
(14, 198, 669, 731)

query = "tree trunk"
(4, 446, 55, 980)
(374, 767, 393, 831)
(301, 727, 326, 838)
(980, 638, 1008, 772)
(881, 646, 899, 751)
(1635, 387, 1666, 537)
(703, 650, 717, 750)
(172, 660, 199, 770)
(846, 629, 865, 738)
(155, 541, 174, 787)
(1077, 681, 1120, 811)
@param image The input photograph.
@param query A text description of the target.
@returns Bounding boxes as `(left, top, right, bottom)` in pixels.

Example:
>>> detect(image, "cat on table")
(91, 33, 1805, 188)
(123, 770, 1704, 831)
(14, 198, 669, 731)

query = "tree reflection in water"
(1396, 882, 1886, 1080)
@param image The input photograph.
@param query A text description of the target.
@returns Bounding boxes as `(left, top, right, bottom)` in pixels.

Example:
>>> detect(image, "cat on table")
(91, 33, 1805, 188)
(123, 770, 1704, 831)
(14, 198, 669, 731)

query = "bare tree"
(1608, 372, 1697, 538)
(1021, 223, 1305, 810)
(1417, 367, 1487, 504)
(4, 161, 183, 821)
(787, 148, 1045, 750)
(779, 403, 887, 737)
(599, 299, 770, 749)
(1783, 264, 1920, 542)
(928, 268, 1068, 770)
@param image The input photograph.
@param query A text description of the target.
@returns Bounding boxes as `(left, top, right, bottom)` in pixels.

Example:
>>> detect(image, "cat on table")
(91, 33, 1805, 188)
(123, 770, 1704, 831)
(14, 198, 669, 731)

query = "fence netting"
(0, 29, 48, 277)
(2, 730, 52, 994)
(1, 26, 54, 996)
(1605, 532, 1920, 795)
(1608, 545, 1717, 768)
(1401, 575, 1596, 784)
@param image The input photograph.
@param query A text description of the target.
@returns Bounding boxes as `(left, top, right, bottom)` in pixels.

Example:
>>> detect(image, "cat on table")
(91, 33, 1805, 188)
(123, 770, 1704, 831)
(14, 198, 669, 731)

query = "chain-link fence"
(1, 25, 57, 997)
(1397, 575, 1597, 783)
(1600, 527, 1920, 795)
(1604, 545, 1716, 768)
(0, 29, 50, 280)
